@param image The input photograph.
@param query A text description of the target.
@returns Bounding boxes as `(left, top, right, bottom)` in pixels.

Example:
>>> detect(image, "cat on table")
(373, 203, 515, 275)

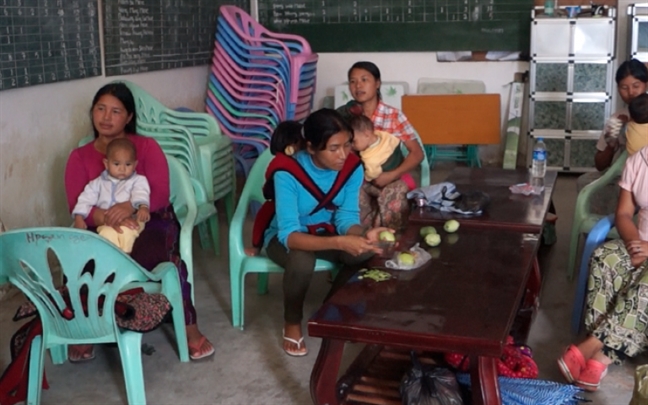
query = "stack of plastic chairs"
(207, 5, 318, 175)
(117, 80, 236, 256)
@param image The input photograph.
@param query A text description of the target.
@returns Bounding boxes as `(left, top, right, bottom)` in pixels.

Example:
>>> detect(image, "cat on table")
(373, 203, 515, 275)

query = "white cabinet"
(528, 7, 616, 172)
(628, 4, 648, 62)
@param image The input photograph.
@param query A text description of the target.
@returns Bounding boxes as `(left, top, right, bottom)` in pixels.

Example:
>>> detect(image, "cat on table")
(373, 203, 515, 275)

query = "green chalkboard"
(257, 0, 533, 52)
(0, 0, 101, 91)
(104, 0, 250, 76)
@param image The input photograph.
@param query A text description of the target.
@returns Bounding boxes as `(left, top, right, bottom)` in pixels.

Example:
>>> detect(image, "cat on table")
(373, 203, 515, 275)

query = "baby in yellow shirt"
(351, 115, 404, 182)
(626, 93, 648, 155)
(350, 115, 415, 230)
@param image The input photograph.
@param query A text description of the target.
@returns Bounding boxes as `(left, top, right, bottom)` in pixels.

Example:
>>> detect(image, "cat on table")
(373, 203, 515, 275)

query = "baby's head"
(104, 138, 137, 179)
(349, 115, 375, 152)
(270, 121, 305, 156)
(629, 93, 648, 124)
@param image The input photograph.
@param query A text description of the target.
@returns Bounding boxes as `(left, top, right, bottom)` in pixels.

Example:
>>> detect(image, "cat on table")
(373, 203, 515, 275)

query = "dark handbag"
(400, 351, 464, 405)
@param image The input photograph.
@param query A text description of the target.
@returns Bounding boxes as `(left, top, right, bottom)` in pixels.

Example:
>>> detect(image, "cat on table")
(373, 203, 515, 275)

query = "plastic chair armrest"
(574, 151, 628, 221)
(228, 196, 249, 261)
(148, 261, 180, 281)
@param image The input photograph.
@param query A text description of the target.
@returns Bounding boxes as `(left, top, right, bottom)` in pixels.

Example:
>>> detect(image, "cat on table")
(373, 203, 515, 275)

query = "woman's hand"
(117, 217, 140, 232)
(372, 171, 399, 188)
(338, 235, 382, 256)
(104, 201, 135, 228)
(365, 227, 396, 244)
(626, 240, 648, 268)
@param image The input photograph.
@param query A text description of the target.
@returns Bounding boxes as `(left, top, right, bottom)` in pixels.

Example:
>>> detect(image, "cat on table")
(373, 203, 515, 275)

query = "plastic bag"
(400, 352, 464, 405)
(630, 364, 648, 405)
(385, 244, 432, 271)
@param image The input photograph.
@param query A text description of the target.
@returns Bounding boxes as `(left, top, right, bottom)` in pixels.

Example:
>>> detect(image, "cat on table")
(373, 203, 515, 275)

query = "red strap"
(252, 153, 362, 248)
(252, 201, 276, 248)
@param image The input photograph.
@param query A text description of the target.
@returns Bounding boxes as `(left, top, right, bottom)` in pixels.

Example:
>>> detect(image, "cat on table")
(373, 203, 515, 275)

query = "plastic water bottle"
(531, 138, 547, 178)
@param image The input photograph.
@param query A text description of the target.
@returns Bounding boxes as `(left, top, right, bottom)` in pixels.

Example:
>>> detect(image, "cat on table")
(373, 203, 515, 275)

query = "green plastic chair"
(167, 155, 216, 302)
(117, 80, 236, 224)
(406, 131, 431, 187)
(228, 150, 339, 329)
(0, 227, 189, 405)
(137, 124, 222, 254)
(566, 151, 627, 279)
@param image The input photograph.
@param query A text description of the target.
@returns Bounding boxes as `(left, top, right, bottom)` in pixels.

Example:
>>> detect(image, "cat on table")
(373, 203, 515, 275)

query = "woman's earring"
(284, 146, 295, 156)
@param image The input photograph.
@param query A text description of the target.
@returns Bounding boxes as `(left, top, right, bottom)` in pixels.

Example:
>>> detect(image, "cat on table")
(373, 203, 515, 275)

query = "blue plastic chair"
(228, 150, 339, 329)
(0, 227, 189, 405)
(571, 214, 615, 335)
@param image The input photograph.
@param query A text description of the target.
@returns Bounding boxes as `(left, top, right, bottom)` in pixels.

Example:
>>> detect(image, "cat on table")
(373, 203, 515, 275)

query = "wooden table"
(409, 167, 558, 233)
(308, 225, 542, 405)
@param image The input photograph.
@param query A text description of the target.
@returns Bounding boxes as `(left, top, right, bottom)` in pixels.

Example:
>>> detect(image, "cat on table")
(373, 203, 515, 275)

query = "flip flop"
(188, 336, 215, 361)
(283, 333, 308, 357)
(68, 345, 95, 363)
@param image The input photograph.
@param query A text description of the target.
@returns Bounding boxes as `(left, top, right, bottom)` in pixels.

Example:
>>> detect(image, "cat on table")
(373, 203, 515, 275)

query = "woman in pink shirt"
(558, 146, 648, 392)
(65, 83, 214, 361)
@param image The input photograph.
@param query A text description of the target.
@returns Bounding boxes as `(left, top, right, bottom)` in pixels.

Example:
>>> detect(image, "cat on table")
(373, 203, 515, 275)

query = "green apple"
(443, 219, 460, 233)
(424, 233, 441, 247)
(446, 234, 459, 245)
(379, 230, 396, 242)
(398, 252, 415, 266)
(419, 226, 437, 237)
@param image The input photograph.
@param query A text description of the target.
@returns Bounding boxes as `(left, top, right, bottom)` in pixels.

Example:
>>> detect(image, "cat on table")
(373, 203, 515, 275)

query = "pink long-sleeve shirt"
(65, 135, 169, 227)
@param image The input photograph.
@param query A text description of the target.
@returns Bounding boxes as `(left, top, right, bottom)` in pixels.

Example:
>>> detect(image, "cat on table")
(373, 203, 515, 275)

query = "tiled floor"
(0, 171, 639, 404)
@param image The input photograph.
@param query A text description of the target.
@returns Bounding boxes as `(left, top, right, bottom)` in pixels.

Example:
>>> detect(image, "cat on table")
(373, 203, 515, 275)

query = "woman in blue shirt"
(264, 109, 389, 357)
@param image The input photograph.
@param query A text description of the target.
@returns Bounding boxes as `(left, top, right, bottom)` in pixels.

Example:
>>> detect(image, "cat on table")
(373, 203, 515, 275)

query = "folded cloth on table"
(407, 182, 461, 210)
(407, 183, 489, 216)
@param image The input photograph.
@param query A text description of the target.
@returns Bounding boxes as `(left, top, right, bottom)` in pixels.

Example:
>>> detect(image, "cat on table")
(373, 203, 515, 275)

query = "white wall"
(0, 66, 209, 229)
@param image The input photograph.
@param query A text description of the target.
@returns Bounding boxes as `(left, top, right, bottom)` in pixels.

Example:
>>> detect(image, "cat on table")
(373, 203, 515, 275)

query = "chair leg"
(257, 274, 269, 295)
(225, 190, 235, 223)
(117, 331, 146, 405)
(208, 215, 220, 256)
(159, 270, 189, 362)
(567, 221, 583, 280)
(26, 335, 45, 405)
(198, 223, 211, 251)
(230, 267, 244, 329)
(49, 344, 67, 365)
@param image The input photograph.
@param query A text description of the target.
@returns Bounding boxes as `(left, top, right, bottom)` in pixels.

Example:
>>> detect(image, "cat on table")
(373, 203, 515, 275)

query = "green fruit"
(379, 230, 396, 242)
(444, 219, 460, 233)
(424, 233, 441, 247)
(419, 226, 437, 237)
(398, 252, 415, 265)
(446, 234, 460, 245)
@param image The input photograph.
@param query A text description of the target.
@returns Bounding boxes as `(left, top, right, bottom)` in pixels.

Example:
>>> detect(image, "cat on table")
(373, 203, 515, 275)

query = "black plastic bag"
(400, 352, 464, 405)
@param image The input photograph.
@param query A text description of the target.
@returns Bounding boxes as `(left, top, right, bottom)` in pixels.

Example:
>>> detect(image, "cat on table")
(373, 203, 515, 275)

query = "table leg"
(310, 338, 345, 405)
(523, 257, 541, 310)
(469, 355, 501, 405)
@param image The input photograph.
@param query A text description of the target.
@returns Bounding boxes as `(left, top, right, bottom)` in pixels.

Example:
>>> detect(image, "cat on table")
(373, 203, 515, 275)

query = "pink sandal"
(188, 336, 215, 361)
(557, 345, 586, 383)
(575, 359, 608, 392)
